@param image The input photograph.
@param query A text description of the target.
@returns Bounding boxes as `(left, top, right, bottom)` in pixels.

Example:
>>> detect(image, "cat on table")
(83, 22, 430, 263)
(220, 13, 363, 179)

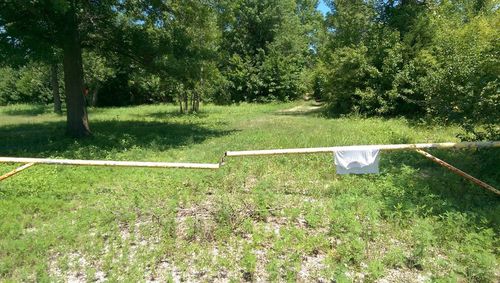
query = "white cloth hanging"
(334, 149, 380, 175)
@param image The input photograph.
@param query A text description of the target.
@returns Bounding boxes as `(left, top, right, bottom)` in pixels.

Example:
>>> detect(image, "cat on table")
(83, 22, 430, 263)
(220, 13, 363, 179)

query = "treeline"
(0, 0, 320, 107)
(316, 0, 499, 140)
(0, 0, 498, 139)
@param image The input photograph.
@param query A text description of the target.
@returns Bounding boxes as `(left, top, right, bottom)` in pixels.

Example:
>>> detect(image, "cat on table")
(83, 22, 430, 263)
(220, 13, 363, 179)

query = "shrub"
(0, 63, 52, 105)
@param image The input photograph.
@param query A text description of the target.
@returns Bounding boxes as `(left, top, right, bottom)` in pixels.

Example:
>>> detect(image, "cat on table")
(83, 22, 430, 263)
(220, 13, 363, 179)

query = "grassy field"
(0, 102, 498, 282)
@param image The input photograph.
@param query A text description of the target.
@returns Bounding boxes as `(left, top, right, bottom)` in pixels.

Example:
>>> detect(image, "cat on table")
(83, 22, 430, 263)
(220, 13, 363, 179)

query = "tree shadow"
(380, 148, 499, 232)
(274, 107, 325, 117)
(2, 105, 52, 116)
(0, 119, 235, 159)
(132, 111, 210, 120)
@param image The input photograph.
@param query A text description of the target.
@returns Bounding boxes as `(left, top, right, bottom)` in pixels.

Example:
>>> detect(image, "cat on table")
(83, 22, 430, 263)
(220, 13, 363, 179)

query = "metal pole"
(0, 157, 220, 169)
(225, 141, 500, 157)
(0, 163, 35, 181)
(1, 141, 499, 183)
(415, 149, 499, 196)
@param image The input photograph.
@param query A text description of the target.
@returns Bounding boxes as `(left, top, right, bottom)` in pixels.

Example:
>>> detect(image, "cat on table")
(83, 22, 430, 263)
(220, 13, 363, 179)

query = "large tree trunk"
(51, 63, 62, 114)
(62, 9, 90, 137)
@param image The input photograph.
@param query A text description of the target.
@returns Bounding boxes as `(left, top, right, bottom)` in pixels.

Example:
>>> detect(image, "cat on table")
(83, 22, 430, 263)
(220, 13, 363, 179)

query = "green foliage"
(97, 0, 222, 111)
(218, 0, 321, 102)
(367, 260, 385, 281)
(458, 232, 496, 282)
(0, 63, 52, 105)
(241, 244, 257, 280)
(383, 247, 406, 268)
(0, 0, 319, 109)
(252, 180, 276, 220)
(0, 102, 498, 281)
(421, 8, 500, 140)
(409, 218, 436, 268)
(323, 45, 380, 113)
(82, 51, 116, 104)
(320, 0, 500, 139)
(325, 0, 375, 47)
(0, 0, 497, 135)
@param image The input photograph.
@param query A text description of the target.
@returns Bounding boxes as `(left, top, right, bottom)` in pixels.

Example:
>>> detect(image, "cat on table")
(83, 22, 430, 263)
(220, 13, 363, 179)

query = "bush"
(0, 63, 52, 105)
(218, 0, 311, 103)
(325, 45, 380, 114)
(319, 1, 499, 139)
(421, 15, 500, 140)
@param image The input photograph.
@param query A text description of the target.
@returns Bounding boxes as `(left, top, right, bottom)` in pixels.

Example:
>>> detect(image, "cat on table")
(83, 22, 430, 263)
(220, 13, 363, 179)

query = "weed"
(366, 259, 385, 281)
(240, 244, 256, 281)
(383, 247, 406, 268)
(0, 102, 498, 281)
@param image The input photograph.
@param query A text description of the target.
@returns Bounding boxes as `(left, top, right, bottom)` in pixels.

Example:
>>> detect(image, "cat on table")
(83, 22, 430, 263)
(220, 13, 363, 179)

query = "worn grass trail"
(0, 102, 498, 282)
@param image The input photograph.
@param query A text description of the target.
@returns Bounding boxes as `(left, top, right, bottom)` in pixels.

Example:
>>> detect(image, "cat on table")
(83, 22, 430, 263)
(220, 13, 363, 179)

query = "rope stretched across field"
(1, 141, 499, 195)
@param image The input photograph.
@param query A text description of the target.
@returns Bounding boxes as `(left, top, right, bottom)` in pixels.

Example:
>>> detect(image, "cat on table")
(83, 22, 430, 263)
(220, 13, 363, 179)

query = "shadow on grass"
(2, 105, 53, 116)
(132, 111, 210, 120)
(274, 107, 325, 117)
(0, 119, 234, 159)
(274, 103, 326, 118)
(381, 149, 499, 231)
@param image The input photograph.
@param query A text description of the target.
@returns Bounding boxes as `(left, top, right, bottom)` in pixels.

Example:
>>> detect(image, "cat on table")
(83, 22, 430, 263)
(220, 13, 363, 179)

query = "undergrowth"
(0, 102, 498, 282)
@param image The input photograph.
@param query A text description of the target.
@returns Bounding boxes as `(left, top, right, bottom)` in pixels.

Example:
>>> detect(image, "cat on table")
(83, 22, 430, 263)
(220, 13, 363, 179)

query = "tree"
(82, 51, 116, 107)
(0, 17, 62, 113)
(318, 0, 499, 139)
(51, 62, 63, 114)
(0, 0, 116, 137)
(324, 0, 376, 48)
(420, 0, 500, 139)
(100, 0, 219, 113)
(217, 0, 321, 102)
(0, 63, 52, 105)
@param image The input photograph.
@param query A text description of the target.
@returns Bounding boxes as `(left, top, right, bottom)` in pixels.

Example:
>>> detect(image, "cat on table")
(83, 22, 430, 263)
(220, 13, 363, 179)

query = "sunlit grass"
(0, 102, 498, 282)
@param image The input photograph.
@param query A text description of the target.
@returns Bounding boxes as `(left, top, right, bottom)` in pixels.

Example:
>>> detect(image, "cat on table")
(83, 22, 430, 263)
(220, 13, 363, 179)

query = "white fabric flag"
(334, 149, 380, 175)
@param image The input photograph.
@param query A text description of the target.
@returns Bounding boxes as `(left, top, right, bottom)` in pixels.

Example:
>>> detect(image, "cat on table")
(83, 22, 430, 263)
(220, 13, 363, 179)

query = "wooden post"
(415, 149, 499, 196)
(0, 163, 35, 181)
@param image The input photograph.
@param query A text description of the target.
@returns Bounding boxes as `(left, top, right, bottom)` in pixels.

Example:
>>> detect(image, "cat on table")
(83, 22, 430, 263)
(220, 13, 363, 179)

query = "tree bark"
(62, 9, 90, 137)
(191, 90, 195, 113)
(196, 66, 203, 112)
(184, 92, 188, 114)
(193, 90, 199, 113)
(51, 63, 62, 114)
(91, 88, 98, 107)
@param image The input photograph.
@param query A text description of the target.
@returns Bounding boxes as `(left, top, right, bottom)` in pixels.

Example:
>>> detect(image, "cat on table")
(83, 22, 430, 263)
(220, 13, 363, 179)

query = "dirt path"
(279, 101, 323, 114)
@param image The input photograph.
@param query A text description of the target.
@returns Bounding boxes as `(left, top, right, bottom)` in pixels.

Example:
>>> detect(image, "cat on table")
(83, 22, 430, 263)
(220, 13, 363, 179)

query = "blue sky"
(317, 0, 330, 15)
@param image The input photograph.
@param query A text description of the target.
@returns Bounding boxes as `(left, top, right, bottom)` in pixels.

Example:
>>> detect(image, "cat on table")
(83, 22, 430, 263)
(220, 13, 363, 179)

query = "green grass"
(0, 102, 498, 282)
